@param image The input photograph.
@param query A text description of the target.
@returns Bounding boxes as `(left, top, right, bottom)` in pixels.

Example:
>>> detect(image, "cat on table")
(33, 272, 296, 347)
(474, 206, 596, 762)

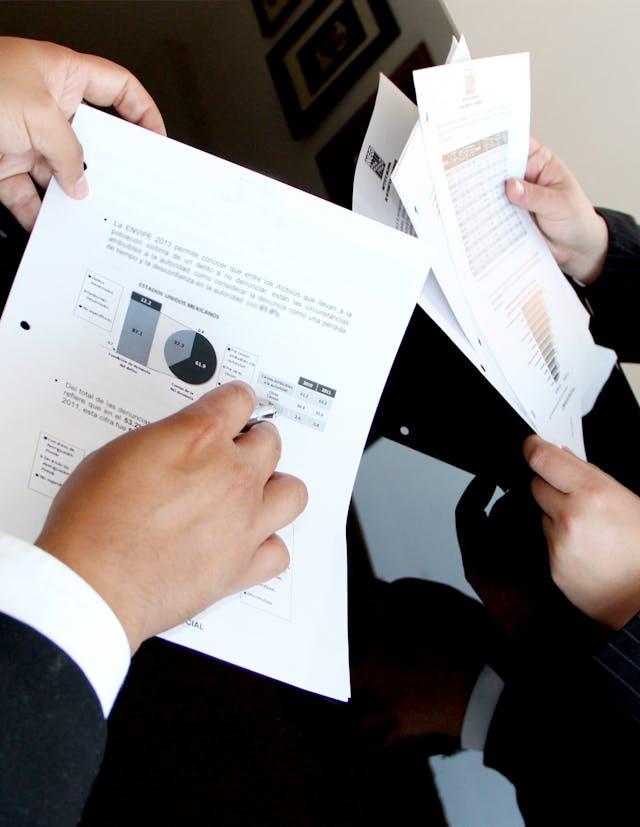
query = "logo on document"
(462, 67, 481, 106)
(464, 67, 476, 96)
(365, 145, 386, 180)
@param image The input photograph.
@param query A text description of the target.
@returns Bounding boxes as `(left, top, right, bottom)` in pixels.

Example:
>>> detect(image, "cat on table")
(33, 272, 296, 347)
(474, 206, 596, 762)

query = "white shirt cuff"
(0, 532, 130, 716)
(460, 664, 505, 751)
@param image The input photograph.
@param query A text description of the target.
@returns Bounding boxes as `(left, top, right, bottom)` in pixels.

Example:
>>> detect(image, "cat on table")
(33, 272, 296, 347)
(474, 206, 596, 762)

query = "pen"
(241, 403, 278, 433)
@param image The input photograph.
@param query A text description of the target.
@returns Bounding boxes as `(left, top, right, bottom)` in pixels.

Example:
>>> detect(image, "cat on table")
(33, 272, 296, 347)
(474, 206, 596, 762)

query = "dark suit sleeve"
(0, 612, 107, 827)
(580, 207, 640, 361)
(483, 650, 640, 825)
(595, 207, 640, 289)
(583, 209, 640, 717)
(593, 613, 640, 723)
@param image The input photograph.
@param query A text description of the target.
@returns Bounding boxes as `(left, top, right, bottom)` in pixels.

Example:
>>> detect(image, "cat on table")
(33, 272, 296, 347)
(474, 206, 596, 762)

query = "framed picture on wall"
(267, 0, 399, 139)
(316, 41, 433, 207)
(252, 0, 303, 37)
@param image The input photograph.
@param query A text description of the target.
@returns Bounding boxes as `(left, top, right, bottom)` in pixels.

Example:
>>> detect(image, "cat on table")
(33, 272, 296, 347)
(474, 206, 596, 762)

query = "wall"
(441, 0, 640, 216)
(0, 0, 453, 198)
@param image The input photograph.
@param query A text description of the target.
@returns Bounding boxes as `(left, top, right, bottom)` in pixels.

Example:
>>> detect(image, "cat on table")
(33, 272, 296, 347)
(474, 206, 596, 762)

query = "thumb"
(506, 177, 563, 221)
(26, 93, 87, 198)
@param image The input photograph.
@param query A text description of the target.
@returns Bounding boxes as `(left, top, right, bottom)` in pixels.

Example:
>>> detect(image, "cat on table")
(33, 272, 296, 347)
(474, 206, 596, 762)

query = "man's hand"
(0, 36, 165, 231)
(524, 434, 640, 630)
(505, 138, 608, 284)
(36, 382, 307, 653)
(456, 476, 550, 640)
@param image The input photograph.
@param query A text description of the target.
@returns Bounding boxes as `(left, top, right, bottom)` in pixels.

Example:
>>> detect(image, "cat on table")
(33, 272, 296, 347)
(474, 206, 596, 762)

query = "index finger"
(235, 421, 282, 482)
(528, 136, 542, 157)
(74, 51, 166, 135)
(179, 381, 257, 439)
(524, 142, 552, 184)
(523, 435, 589, 494)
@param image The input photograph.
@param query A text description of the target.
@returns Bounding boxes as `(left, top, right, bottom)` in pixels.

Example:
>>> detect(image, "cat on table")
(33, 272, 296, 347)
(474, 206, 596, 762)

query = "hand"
(0, 36, 165, 231)
(36, 381, 308, 652)
(524, 434, 640, 630)
(505, 138, 608, 283)
(456, 476, 550, 639)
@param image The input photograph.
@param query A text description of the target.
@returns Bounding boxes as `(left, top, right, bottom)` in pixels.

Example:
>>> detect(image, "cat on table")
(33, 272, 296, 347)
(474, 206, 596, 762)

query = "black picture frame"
(267, 0, 399, 139)
(252, 0, 303, 38)
(316, 42, 433, 208)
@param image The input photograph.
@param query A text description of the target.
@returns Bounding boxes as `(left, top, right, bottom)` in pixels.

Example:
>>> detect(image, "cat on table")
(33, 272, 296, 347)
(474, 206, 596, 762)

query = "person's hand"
(524, 434, 640, 630)
(36, 381, 308, 653)
(0, 36, 165, 231)
(456, 476, 550, 640)
(505, 138, 608, 284)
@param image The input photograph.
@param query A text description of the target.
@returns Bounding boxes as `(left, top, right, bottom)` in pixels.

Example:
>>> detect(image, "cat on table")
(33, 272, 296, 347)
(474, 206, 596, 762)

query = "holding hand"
(37, 381, 308, 652)
(524, 435, 640, 630)
(0, 36, 165, 230)
(506, 138, 608, 284)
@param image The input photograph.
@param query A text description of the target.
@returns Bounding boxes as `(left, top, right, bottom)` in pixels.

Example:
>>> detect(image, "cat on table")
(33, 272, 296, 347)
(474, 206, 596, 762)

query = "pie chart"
(164, 330, 217, 385)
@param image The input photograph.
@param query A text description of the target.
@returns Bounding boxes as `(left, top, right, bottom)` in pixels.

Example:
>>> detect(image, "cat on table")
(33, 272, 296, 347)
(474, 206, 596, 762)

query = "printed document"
(0, 105, 426, 700)
(353, 47, 532, 426)
(354, 44, 615, 457)
(413, 54, 614, 454)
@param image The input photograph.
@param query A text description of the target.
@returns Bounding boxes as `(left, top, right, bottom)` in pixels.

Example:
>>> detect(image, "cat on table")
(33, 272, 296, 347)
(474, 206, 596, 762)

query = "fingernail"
(511, 179, 525, 199)
(70, 174, 88, 199)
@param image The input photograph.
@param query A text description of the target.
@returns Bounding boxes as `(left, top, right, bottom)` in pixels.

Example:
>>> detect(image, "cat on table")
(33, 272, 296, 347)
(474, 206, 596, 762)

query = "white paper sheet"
(413, 54, 614, 455)
(0, 105, 427, 701)
(352, 47, 532, 426)
(445, 34, 471, 64)
(392, 122, 532, 426)
(352, 74, 417, 234)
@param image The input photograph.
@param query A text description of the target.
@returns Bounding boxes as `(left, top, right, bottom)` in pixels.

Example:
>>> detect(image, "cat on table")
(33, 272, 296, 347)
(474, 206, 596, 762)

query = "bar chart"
(117, 291, 217, 385)
(522, 288, 560, 383)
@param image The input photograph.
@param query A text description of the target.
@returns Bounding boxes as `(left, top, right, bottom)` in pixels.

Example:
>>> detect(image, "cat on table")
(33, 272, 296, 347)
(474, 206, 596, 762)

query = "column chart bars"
(522, 289, 560, 383)
(117, 291, 161, 365)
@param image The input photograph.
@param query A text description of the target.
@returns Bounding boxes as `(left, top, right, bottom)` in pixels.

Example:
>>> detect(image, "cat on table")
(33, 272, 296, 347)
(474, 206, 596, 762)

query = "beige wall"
(442, 0, 640, 217)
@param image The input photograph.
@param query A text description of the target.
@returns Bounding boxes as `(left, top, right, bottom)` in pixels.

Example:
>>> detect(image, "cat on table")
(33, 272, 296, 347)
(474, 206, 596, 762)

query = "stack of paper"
(0, 105, 427, 700)
(353, 36, 615, 458)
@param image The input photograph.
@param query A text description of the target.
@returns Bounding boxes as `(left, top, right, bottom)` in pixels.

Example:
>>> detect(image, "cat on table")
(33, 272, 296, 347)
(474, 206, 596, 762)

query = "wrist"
(600, 598, 640, 632)
(36, 528, 145, 654)
(571, 212, 609, 284)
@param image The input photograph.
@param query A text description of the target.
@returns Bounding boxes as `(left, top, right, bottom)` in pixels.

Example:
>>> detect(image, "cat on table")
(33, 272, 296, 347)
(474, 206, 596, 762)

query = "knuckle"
(182, 410, 225, 448)
(557, 506, 580, 538)
(289, 476, 309, 513)
(273, 533, 291, 561)
(296, 479, 309, 510)
(257, 421, 282, 454)
(265, 537, 290, 577)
